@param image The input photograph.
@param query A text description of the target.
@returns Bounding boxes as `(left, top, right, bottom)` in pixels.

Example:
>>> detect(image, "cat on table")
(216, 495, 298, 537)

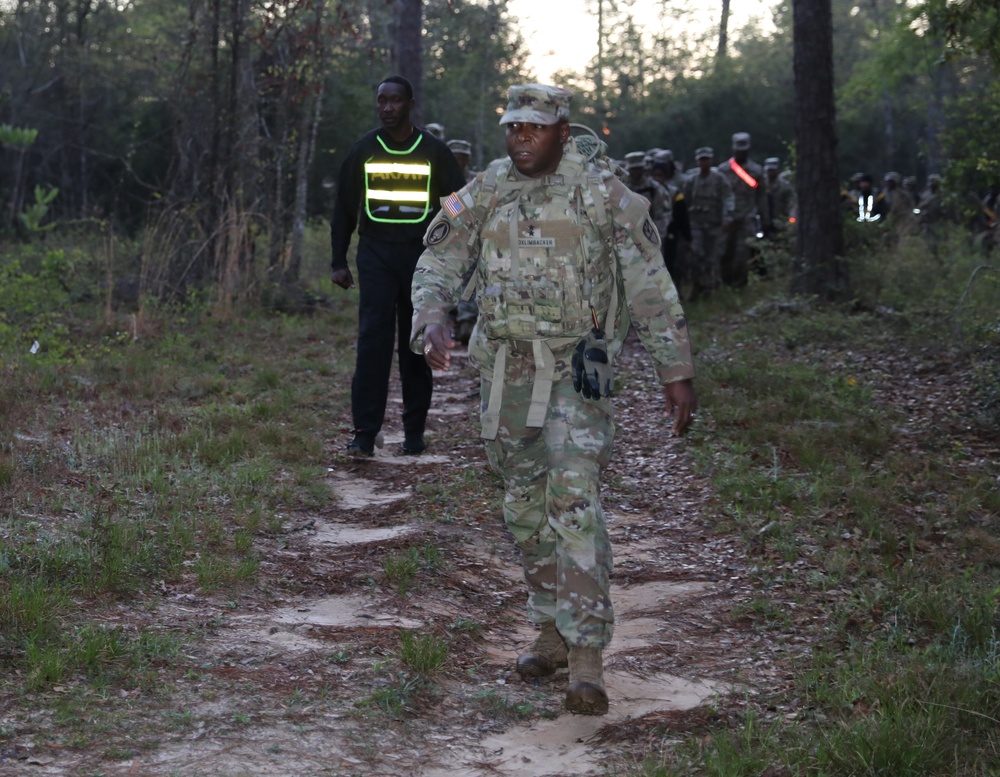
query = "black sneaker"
(346, 433, 375, 458)
(401, 434, 426, 455)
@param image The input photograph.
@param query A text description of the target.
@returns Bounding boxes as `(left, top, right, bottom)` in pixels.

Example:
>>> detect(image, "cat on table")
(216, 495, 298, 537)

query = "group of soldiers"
(840, 170, 1000, 255)
(432, 119, 1000, 300)
(846, 170, 946, 231)
(431, 124, 798, 305)
(618, 132, 796, 301)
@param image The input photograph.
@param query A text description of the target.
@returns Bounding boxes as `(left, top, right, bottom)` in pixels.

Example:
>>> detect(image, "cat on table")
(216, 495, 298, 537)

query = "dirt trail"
(14, 342, 769, 777)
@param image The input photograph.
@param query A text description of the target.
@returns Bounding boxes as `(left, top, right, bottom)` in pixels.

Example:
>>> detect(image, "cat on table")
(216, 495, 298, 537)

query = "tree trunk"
(288, 83, 326, 287)
(394, 0, 423, 125)
(717, 0, 730, 60)
(791, 0, 848, 301)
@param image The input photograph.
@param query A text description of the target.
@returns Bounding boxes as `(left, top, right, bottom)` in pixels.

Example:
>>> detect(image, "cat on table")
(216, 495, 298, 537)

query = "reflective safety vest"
(364, 135, 433, 224)
(857, 194, 881, 222)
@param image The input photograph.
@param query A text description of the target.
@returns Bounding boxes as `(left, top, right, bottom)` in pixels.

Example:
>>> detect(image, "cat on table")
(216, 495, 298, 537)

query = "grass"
(2, 221, 998, 772)
(399, 630, 449, 675)
(613, 227, 1000, 776)
(0, 227, 358, 755)
(382, 543, 445, 594)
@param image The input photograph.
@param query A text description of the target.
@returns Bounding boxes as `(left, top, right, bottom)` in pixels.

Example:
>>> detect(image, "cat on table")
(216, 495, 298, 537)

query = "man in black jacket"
(330, 75, 465, 457)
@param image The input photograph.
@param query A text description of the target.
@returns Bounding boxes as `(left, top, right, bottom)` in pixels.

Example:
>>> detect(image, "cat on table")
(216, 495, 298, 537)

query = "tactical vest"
(462, 149, 628, 438)
(364, 135, 433, 224)
(687, 172, 727, 226)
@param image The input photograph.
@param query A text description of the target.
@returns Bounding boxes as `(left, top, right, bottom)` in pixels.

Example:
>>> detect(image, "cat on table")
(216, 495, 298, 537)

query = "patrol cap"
(426, 122, 445, 139)
(764, 157, 781, 170)
(695, 146, 714, 160)
(732, 132, 751, 150)
(655, 149, 674, 163)
(928, 173, 943, 183)
(499, 84, 572, 125)
(884, 171, 901, 184)
(446, 139, 472, 155)
(624, 151, 647, 169)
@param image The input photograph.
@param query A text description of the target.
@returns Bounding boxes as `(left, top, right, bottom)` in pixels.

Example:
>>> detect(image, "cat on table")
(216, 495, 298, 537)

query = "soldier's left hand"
(663, 378, 697, 436)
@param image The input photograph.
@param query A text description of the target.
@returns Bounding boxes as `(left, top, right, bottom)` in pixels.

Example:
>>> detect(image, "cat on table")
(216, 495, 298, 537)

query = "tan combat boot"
(565, 646, 609, 715)
(516, 621, 569, 680)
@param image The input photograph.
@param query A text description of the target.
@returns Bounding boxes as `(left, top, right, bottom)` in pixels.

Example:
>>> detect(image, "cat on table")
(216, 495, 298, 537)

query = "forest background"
(2, 2, 1000, 774)
(1, 0, 999, 302)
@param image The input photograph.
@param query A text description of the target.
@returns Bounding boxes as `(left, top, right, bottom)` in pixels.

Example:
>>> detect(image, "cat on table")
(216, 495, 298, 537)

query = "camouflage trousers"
(482, 373, 615, 649)
(688, 222, 724, 295)
(720, 217, 754, 287)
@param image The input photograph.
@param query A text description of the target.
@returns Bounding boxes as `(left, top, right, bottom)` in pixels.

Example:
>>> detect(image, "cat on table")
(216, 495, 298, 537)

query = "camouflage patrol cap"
(426, 122, 445, 140)
(446, 139, 472, 155)
(732, 132, 751, 150)
(695, 146, 714, 160)
(499, 84, 572, 125)
(928, 173, 943, 183)
(624, 151, 647, 169)
(655, 149, 674, 163)
(884, 171, 901, 184)
(764, 157, 781, 170)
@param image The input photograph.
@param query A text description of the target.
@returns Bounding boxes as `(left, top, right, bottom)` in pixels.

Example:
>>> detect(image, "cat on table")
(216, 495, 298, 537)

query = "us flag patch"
(443, 193, 465, 218)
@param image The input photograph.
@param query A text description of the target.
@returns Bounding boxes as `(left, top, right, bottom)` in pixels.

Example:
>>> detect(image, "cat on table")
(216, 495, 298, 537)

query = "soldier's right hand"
(331, 267, 354, 289)
(422, 323, 455, 371)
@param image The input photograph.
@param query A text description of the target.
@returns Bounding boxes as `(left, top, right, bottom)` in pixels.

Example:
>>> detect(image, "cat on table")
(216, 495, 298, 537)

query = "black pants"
(352, 235, 432, 439)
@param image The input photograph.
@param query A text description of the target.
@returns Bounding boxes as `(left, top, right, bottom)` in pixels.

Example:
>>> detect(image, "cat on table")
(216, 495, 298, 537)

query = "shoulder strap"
(459, 159, 509, 303)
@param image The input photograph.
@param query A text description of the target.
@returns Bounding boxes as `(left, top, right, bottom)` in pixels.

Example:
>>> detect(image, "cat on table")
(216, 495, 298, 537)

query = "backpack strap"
(459, 159, 508, 303)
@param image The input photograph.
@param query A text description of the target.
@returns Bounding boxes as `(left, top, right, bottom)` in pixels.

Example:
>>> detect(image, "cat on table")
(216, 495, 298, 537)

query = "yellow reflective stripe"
(365, 162, 431, 176)
(367, 189, 430, 202)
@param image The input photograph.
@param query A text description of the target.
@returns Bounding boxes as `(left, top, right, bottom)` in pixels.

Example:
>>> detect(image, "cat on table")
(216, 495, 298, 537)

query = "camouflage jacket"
(410, 150, 694, 388)
(683, 169, 735, 228)
(767, 177, 796, 225)
(626, 173, 672, 238)
(718, 157, 767, 221)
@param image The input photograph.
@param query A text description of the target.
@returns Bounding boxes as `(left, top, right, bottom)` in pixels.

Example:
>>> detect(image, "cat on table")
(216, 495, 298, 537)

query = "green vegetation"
(383, 544, 445, 594)
(1, 214, 997, 771)
(399, 630, 449, 675)
(616, 234, 999, 775)
(0, 226, 352, 705)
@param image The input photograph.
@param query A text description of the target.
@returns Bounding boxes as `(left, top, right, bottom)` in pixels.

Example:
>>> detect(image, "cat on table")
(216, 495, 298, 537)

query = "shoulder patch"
(642, 217, 660, 246)
(427, 220, 451, 246)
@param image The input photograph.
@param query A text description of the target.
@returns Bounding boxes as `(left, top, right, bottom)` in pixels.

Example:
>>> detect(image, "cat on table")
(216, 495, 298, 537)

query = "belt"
(481, 336, 578, 440)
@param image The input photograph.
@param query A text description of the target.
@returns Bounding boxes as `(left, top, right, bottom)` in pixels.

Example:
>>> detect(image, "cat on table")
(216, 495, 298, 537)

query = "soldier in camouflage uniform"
(410, 84, 697, 716)
(446, 139, 479, 344)
(717, 132, 767, 288)
(653, 149, 687, 191)
(764, 157, 796, 232)
(651, 151, 691, 289)
(447, 138, 477, 184)
(881, 171, 916, 235)
(683, 146, 734, 300)
(624, 151, 671, 240)
(426, 122, 446, 141)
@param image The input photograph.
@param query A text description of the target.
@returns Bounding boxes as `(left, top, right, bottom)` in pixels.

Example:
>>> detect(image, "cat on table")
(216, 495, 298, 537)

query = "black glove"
(572, 329, 613, 399)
